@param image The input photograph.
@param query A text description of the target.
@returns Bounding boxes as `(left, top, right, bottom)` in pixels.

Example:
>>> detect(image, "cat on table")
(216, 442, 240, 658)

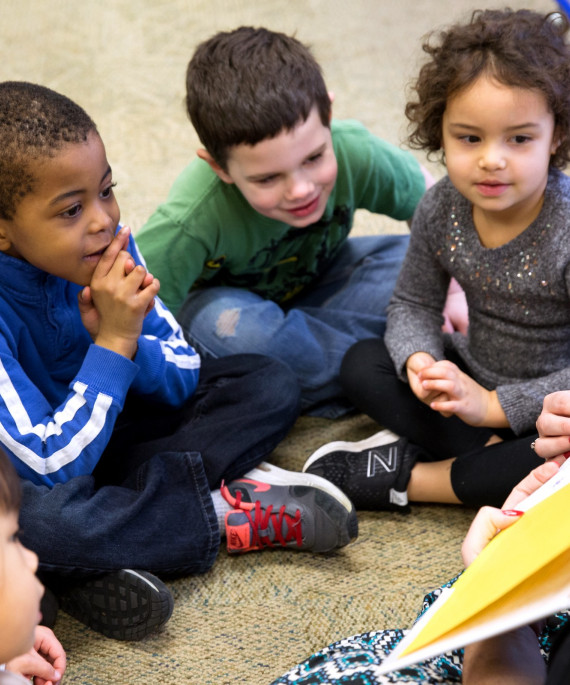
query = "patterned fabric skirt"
(271, 579, 570, 685)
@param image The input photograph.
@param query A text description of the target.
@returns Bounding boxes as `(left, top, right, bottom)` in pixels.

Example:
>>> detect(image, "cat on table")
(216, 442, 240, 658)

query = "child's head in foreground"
(185, 26, 338, 228)
(0, 81, 120, 286)
(0, 448, 43, 663)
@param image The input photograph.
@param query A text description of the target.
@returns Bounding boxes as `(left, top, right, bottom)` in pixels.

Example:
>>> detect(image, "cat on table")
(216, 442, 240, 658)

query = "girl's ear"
(196, 149, 234, 184)
(550, 129, 562, 156)
(0, 220, 13, 253)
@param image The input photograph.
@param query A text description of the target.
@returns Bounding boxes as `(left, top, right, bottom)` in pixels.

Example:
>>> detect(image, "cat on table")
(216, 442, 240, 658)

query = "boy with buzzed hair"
(137, 26, 461, 418)
(0, 81, 357, 642)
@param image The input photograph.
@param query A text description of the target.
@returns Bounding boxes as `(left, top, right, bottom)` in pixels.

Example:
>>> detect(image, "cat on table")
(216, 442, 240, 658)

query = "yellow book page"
(400, 482, 570, 657)
(400, 548, 570, 658)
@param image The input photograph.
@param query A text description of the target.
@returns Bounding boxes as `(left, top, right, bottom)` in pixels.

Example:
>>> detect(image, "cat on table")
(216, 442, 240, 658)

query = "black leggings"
(340, 338, 542, 507)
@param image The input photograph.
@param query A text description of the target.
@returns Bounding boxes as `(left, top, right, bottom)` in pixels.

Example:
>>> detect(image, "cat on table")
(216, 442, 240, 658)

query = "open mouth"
(84, 246, 108, 260)
(287, 195, 320, 218)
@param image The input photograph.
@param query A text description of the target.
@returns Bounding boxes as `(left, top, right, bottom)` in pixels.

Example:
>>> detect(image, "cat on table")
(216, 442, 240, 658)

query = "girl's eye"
(512, 135, 531, 144)
(460, 135, 480, 144)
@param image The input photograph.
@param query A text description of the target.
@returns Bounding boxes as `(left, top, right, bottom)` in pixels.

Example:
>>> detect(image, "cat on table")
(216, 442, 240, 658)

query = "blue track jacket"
(0, 230, 201, 487)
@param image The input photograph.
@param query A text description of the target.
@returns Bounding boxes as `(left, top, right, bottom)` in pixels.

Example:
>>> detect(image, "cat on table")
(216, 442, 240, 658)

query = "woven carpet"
(0, 0, 552, 682)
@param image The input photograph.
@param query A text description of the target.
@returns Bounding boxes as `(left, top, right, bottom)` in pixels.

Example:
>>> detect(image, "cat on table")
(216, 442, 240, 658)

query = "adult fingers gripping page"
(378, 458, 570, 674)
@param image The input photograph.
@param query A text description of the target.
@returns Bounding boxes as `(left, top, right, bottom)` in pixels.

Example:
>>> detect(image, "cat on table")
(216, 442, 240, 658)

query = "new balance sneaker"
(58, 569, 174, 641)
(302, 429, 415, 511)
(221, 462, 358, 554)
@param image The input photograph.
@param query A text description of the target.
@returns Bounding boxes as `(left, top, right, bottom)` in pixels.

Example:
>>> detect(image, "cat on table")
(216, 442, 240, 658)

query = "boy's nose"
(285, 172, 314, 200)
(88, 204, 116, 232)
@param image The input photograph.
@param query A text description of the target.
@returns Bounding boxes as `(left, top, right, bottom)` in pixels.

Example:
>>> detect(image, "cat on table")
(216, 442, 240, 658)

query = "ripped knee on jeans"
(215, 308, 241, 338)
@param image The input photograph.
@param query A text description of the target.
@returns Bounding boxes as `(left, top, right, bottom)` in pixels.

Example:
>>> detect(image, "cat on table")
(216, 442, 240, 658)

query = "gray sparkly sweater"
(385, 169, 570, 435)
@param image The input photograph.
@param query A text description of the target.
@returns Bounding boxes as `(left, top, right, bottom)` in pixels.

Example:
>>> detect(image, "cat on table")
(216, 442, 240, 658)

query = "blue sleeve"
(0, 342, 138, 487)
(0, 233, 200, 488)
(129, 235, 201, 404)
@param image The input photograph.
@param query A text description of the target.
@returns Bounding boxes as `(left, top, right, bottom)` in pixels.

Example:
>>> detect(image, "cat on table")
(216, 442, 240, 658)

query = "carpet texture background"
(0, 0, 553, 682)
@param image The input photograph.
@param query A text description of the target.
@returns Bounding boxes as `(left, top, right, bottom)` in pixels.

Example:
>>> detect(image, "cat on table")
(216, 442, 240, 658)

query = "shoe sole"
(303, 428, 400, 472)
(59, 569, 174, 641)
(244, 462, 354, 513)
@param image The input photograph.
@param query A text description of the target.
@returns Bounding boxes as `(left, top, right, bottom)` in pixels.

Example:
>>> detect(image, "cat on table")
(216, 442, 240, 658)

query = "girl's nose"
(478, 143, 507, 171)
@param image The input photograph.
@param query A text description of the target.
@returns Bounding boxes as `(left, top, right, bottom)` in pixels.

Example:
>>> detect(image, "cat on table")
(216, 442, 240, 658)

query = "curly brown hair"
(405, 9, 570, 169)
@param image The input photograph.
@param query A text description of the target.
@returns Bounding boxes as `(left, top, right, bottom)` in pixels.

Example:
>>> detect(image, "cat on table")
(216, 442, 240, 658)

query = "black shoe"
(303, 429, 415, 511)
(59, 569, 174, 641)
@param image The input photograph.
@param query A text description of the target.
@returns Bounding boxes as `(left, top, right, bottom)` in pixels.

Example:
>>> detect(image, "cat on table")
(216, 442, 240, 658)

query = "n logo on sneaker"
(366, 446, 398, 477)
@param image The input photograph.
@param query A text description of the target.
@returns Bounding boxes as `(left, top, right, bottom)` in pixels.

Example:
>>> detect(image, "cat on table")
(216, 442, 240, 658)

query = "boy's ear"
(196, 149, 234, 184)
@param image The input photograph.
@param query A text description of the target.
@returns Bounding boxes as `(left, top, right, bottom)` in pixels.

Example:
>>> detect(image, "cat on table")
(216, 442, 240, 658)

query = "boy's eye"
(256, 175, 278, 185)
(305, 152, 323, 164)
(61, 204, 82, 219)
(101, 181, 117, 199)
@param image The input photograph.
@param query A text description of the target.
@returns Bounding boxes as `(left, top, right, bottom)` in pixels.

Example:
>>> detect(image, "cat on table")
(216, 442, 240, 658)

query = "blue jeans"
(177, 235, 409, 418)
(19, 355, 300, 579)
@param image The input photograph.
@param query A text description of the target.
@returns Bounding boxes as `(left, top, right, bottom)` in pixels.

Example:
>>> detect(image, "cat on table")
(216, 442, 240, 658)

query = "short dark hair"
(0, 81, 97, 219)
(0, 449, 21, 515)
(185, 26, 331, 169)
(405, 9, 570, 169)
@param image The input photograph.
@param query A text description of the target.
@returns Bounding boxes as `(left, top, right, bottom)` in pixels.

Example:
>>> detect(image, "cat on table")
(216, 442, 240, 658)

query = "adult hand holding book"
(378, 457, 570, 675)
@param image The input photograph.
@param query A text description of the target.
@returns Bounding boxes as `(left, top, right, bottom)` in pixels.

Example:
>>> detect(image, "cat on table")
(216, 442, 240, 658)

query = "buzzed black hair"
(0, 81, 97, 219)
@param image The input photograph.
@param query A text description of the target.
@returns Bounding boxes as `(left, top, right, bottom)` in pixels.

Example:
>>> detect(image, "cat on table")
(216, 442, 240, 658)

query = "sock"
(211, 489, 233, 535)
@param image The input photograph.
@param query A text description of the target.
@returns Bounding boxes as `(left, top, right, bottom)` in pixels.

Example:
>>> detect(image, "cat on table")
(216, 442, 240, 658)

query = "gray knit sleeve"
(385, 182, 451, 378)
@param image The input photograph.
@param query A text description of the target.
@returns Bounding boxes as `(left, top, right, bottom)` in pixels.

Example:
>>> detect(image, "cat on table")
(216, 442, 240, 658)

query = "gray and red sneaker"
(221, 462, 358, 554)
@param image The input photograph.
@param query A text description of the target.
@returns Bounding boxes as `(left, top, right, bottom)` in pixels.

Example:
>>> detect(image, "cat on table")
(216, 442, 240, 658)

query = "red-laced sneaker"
(221, 462, 358, 554)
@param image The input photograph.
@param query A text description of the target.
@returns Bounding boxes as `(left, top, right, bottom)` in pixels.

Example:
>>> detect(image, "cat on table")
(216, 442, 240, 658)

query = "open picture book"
(378, 458, 570, 675)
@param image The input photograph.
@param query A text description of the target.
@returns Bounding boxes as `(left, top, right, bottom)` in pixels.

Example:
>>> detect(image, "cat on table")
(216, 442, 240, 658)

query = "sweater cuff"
(76, 344, 139, 403)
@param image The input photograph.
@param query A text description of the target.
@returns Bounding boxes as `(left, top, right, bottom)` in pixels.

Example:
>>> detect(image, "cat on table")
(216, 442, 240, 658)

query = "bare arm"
(463, 627, 546, 685)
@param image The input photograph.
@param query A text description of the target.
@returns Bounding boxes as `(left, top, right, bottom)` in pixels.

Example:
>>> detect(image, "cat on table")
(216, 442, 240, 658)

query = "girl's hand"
(418, 360, 490, 423)
(533, 391, 570, 461)
(406, 352, 444, 405)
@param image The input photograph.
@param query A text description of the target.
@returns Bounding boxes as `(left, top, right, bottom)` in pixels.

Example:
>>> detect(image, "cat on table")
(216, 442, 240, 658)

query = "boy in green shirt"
(137, 26, 453, 418)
